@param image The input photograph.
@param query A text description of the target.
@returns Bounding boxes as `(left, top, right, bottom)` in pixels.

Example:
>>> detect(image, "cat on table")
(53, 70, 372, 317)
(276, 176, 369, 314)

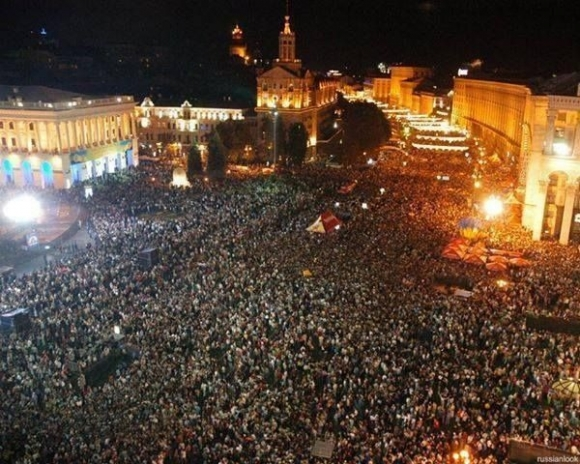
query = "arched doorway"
(21, 160, 34, 186)
(41, 161, 54, 188)
(2, 159, 14, 184)
(542, 172, 568, 239)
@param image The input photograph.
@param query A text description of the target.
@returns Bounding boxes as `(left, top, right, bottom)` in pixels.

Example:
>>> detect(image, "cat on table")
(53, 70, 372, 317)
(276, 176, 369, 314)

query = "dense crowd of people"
(0, 150, 579, 463)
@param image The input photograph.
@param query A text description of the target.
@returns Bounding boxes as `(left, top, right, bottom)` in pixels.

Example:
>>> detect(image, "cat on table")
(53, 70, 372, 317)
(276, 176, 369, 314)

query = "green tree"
(206, 131, 228, 178)
(187, 144, 203, 179)
(216, 119, 256, 164)
(287, 122, 308, 167)
(341, 101, 391, 164)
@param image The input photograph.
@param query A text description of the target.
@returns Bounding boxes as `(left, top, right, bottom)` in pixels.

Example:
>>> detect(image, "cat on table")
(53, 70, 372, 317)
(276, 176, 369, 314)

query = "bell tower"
(276, 1, 301, 71)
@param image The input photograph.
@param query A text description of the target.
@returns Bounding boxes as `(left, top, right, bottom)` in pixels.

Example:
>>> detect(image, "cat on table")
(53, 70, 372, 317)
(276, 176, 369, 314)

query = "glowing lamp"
(361, 202, 368, 210)
(483, 196, 503, 219)
(553, 141, 571, 156)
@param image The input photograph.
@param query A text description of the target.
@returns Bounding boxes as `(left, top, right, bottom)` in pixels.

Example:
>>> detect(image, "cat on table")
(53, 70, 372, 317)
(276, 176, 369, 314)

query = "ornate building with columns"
(0, 85, 137, 189)
(452, 73, 580, 244)
(255, 13, 338, 159)
(135, 97, 246, 148)
(372, 66, 433, 107)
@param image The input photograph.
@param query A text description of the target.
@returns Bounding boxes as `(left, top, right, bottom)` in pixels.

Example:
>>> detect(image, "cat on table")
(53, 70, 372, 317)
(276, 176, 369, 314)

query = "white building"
(135, 97, 246, 148)
(0, 85, 138, 189)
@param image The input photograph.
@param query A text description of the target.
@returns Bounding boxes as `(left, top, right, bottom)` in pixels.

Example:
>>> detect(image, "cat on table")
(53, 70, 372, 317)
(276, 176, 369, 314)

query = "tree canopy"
(286, 122, 308, 167)
(339, 99, 391, 164)
(186, 144, 203, 179)
(206, 131, 228, 177)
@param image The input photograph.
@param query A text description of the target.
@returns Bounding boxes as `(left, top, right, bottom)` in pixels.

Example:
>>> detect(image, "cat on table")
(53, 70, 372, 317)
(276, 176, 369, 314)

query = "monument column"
(559, 184, 577, 245)
(572, 116, 580, 157)
(532, 180, 548, 241)
(544, 109, 557, 155)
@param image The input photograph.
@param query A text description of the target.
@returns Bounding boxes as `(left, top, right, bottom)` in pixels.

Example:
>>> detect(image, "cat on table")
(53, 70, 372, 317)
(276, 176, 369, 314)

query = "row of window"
(1, 130, 119, 150)
(142, 133, 200, 144)
(0, 121, 35, 131)
(262, 83, 295, 91)
(140, 110, 241, 120)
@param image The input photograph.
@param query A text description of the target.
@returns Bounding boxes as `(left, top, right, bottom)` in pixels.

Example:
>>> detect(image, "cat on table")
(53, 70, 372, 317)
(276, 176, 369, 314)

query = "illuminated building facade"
(229, 24, 249, 64)
(255, 13, 338, 157)
(372, 66, 433, 107)
(135, 97, 246, 149)
(0, 85, 137, 189)
(452, 73, 580, 244)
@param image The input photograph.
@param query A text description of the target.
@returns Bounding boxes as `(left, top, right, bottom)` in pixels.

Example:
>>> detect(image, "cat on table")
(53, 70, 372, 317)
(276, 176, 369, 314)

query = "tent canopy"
(307, 210, 342, 234)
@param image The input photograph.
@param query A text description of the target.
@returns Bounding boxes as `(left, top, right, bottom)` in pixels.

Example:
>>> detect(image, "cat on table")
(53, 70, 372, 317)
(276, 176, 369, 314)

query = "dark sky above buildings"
(3, 0, 579, 74)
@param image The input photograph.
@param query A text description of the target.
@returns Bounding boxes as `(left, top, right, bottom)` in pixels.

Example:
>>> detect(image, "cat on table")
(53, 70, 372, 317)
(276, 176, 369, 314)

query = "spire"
(277, 0, 300, 69)
(283, 15, 292, 35)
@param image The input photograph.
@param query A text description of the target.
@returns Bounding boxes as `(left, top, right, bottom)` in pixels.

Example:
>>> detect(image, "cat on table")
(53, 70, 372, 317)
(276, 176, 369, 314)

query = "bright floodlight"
(3, 195, 41, 223)
(553, 141, 571, 156)
(483, 196, 503, 219)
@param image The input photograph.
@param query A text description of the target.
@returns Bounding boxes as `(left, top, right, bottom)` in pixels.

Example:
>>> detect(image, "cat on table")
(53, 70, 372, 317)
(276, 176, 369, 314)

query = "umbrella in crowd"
(509, 257, 532, 267)
(306, 211, 342, 234)
(486, 261, 508, 273)
(551, 378, 580, 399)
(487, 255, 510, 265)
(458, 217, 487, 243)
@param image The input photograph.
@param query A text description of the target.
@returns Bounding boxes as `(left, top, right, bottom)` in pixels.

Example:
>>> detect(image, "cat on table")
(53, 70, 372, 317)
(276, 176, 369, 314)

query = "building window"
(11, 137, 16, 147)
(1, 137, 5, 146)
(29, 122, 34, 131)
(31, 139, 36, 147)
(0, 122, 3, 129)
(9, 122, 14, 130)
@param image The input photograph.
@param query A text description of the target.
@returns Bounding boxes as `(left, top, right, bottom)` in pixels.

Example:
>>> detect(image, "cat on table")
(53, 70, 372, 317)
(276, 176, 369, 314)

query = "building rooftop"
(0, 85, 133, 110)
(0, 85, 96, 103)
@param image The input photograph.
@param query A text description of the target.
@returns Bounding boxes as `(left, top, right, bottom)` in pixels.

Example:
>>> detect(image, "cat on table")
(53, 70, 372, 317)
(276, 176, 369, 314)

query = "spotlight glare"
(3, 195, 42, 223)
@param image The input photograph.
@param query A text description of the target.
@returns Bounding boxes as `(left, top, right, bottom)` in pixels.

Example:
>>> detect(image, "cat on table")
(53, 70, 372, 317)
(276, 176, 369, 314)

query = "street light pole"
(273, 111, 278, 166)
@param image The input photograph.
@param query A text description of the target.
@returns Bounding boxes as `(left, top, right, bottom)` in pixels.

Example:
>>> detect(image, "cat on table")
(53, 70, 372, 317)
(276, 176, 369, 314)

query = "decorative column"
(573, 116, 580, 157)
(544, 109, 557, 155)
(55, 122, 63, 153)
(559, 184, 576, 245)
(72, 120, 79, 148)
(532, 180, 548, 241)
(65, 122, 72, 152)
(34, 121, 41, 151)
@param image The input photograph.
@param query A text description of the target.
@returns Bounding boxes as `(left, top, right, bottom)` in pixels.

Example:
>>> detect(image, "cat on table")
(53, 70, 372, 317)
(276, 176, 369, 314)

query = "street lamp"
(483, 195, 504, 219)
(272, 111, 279, 165)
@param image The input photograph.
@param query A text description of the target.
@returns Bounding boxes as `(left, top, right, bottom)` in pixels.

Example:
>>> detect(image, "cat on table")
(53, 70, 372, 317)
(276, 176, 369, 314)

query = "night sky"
(3, 0, 579, 74)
